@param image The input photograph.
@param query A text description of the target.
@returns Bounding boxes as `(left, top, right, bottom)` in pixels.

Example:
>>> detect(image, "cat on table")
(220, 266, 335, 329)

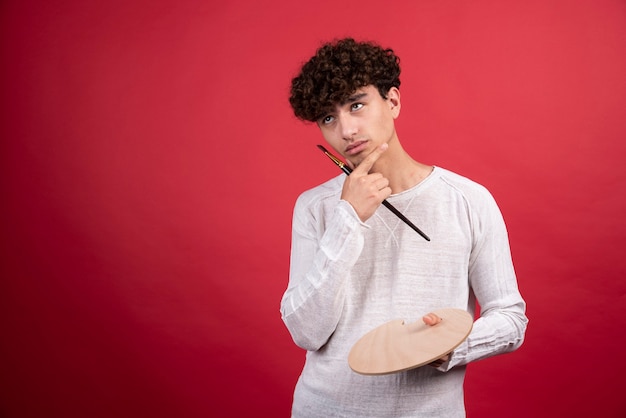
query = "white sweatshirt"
(281, 167, 528, 417)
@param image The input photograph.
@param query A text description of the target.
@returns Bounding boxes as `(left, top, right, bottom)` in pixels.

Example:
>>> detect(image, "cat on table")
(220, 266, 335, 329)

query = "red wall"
(1, 1, 625, 417)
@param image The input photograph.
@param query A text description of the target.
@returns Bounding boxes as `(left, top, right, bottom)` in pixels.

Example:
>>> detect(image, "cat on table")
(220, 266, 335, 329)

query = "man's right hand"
(340, 143, 391, 222)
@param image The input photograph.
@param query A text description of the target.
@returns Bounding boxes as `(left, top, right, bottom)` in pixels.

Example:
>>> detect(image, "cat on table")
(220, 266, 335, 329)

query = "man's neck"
(372, 141, 433, 194)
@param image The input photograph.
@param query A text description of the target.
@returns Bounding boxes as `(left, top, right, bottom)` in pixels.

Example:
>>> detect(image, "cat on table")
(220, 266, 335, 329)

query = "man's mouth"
(346, 140, 368, 155)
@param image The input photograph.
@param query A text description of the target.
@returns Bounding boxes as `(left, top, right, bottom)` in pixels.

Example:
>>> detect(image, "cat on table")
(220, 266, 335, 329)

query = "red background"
(2, 0, 625, 417)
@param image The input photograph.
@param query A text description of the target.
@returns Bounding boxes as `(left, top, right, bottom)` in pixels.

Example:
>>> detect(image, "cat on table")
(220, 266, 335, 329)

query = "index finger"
(352, 143, 389, 174)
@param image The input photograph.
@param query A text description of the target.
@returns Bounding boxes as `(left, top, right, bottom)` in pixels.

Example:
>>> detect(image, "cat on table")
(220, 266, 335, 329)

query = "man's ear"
(387, 87, 401, 118)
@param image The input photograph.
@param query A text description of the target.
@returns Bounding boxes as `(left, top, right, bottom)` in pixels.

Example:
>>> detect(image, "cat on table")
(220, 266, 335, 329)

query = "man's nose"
(338, 113, 358, 140)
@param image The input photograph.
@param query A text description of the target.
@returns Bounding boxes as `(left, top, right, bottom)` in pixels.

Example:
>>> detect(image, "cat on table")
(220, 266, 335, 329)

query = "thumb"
(422, 313, 442, 326)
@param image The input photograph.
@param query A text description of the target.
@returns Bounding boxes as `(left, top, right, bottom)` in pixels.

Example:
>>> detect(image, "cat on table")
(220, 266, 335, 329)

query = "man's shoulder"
(295, 174, 344, 208)
(434, 167, 496, 206)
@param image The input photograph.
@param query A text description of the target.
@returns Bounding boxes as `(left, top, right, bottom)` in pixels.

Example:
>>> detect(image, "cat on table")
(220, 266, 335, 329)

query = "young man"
(280, 38, 527, 417)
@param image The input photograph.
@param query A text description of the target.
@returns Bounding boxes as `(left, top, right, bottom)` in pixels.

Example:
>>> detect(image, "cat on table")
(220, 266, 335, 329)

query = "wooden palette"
(348, 308, 473, 375)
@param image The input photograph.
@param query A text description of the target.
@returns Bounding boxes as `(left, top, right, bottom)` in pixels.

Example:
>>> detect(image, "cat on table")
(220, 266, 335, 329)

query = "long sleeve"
(280, 192, 367, 351)
(442, 187, 528, 370)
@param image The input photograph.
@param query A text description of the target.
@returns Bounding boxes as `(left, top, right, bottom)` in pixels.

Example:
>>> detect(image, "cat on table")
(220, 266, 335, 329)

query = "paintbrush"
(317, 145, 431, 242)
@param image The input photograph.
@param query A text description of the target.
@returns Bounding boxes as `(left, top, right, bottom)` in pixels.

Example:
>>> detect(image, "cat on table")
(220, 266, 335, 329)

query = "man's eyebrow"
(316, 92, 370, 120)
(341, 92, 368, 105)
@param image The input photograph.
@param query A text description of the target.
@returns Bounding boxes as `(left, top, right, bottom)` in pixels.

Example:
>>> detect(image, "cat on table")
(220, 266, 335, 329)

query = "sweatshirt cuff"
(318, 200, 368, 265)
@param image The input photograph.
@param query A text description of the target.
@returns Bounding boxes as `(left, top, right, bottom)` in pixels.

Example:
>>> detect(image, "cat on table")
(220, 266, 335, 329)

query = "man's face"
(317, 85, 400, 168)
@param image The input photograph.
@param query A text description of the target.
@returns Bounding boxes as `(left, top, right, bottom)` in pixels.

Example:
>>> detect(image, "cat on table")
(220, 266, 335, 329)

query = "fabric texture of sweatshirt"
(280, 166, 528, 417)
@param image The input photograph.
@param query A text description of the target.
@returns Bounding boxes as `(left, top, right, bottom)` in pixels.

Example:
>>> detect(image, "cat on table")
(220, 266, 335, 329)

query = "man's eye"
(322, 115, 335, 124)
(351, 103, 364, 111)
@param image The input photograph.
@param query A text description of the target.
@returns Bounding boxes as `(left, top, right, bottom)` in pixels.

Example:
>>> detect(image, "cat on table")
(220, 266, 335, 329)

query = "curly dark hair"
(289, 38, 401, 122)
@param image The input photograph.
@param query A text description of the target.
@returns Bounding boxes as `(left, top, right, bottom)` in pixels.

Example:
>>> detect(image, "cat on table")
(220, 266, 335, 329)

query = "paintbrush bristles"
(317, 145, 349, 170)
